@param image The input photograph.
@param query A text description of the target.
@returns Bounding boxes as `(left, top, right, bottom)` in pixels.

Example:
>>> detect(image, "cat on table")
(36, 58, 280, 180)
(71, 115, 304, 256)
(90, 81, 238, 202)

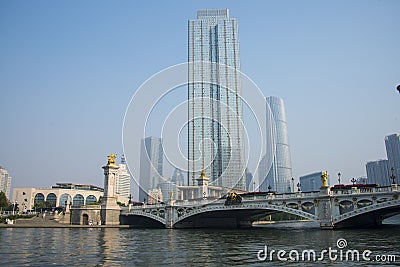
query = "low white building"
(12, 183, 104, 212)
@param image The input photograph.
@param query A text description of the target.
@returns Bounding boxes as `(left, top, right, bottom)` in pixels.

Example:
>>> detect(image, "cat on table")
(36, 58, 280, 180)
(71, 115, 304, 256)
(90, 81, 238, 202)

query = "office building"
(299, 172, 324, 192)
(188, 9, 245, 190)
(0, 166, 12, 199)
(139, 137, 163, 202)
(147, 188, 162, 204)
(245, 168, 253, 191)
(385, 133, 400, 181)
(116, 155, 131, 204)
(366, 159, 390, 186)
(171, 168, 185, 186)
(259, 96, 293, 193)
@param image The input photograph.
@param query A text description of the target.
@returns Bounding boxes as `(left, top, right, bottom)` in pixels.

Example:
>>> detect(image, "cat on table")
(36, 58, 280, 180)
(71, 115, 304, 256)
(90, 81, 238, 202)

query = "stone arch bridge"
(120, 185, 400, 229)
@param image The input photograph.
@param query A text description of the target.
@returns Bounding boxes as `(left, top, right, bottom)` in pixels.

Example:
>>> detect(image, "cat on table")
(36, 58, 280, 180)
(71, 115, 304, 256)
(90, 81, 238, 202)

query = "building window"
(72, 194, 84, 206)
(59, 194, 71, 207)
(85, 195, 97, 205)
(34, 193, 45, 206)
(46, 193, 57, 207)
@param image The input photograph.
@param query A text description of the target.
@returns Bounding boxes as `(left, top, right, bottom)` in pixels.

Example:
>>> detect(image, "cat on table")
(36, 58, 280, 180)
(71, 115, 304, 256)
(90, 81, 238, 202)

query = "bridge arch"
(120, 209, 166, 228)
(332, 198, 400, 228)
(173, 202, 319, 228)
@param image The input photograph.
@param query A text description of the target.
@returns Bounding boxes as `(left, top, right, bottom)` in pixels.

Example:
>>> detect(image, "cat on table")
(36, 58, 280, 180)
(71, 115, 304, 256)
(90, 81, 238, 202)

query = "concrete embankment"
(0, 214, 129, 228)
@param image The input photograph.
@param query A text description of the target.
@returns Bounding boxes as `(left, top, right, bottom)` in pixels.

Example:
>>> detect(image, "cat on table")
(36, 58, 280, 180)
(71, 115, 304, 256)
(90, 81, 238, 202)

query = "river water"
(1, 217, 400, 266)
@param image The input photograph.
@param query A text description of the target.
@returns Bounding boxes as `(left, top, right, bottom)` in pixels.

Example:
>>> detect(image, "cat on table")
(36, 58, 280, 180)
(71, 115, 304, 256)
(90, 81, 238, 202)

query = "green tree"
(0, 191, 9, 210)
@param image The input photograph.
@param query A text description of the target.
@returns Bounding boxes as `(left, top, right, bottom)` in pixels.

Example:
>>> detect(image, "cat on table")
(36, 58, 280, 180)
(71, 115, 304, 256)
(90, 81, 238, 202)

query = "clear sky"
(1, 0, 399, 195)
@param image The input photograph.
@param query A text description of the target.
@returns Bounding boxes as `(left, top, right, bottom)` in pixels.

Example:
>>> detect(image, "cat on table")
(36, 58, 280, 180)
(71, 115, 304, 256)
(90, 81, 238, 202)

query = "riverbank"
(0, 214, 130, 228)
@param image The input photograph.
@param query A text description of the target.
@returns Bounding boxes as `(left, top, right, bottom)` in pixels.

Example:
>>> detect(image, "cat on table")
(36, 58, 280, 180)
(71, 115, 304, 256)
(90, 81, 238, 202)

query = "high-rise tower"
(385, 133, 400, 181)
(188, 9, 245, 190)
(259, 96, 293, 193)
(116, 155, 131, 204)
(139, 137, 163, 202)
(0, 166, 12, 199)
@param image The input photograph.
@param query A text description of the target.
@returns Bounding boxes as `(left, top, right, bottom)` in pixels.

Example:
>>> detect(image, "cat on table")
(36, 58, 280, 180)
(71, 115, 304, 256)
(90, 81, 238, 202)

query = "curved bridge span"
(120, 185, 400, 229)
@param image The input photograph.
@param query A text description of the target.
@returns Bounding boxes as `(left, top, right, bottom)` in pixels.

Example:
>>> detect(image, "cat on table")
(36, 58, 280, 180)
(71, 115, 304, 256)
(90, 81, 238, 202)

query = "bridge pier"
(166, 204, 176, 229)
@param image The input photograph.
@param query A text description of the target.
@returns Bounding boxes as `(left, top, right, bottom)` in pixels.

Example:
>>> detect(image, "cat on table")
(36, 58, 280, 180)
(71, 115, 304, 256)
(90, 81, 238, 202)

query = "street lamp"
(338, 172, 341, 187)
(351, 177, 357, 185)
(390, 167, 397, 184)
(297, 182, 301, 192)
(268, 185, 272, 193)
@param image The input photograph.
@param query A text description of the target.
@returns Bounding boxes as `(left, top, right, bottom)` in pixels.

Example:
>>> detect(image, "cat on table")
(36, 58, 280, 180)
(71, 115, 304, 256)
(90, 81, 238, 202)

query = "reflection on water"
(0, 216, 399, 266)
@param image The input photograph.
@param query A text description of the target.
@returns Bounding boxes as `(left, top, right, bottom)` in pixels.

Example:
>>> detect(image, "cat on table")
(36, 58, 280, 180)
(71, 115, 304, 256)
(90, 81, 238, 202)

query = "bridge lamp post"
(268, 185, 272, 193)
(338, 172, 341, 187)
(351, 178, 356, 186)
(390, 167, 397, 184)
(12, 201, 18, 215)
(297, 182, 301, 192)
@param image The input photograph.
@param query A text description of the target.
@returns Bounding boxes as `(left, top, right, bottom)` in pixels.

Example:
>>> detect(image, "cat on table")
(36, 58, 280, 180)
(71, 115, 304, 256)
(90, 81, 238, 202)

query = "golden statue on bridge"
(107, 154, 117, 165)
(321, 171, 328, 187)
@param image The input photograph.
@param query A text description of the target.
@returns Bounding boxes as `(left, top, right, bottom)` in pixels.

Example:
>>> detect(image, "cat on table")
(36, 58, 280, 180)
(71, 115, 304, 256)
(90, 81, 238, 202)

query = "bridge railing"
(331, 185, 395, 195)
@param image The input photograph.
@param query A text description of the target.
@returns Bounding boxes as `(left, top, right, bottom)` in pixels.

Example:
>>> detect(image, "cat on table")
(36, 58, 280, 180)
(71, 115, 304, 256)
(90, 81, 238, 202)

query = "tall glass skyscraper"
(139, 136, 163, 202)
(259, 96, 292, 193)
(188, 9, 245, 190)
(385, 133, 400, 181)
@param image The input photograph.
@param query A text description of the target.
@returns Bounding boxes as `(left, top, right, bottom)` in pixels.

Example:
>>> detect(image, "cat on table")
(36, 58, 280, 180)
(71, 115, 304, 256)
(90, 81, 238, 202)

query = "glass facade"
(259, 96, 293, 193)
(385, 133, 400, 181)
(139, 137, 163, 202)
(299, 172, 324, 192)
(366, 159, 390, 186)
(188, 9, 245, 190)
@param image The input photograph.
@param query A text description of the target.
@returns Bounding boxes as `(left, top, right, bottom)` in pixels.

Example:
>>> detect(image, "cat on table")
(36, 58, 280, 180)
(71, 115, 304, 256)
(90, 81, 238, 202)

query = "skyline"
(1, 1, 399, 193)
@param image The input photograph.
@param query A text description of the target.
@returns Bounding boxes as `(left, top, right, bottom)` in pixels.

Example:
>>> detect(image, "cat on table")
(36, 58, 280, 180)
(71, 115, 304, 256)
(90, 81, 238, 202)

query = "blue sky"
(1, 1, 399, 194)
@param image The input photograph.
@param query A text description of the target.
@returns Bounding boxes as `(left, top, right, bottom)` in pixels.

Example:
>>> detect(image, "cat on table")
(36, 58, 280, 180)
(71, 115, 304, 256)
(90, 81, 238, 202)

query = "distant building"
(139, 137, 163, 202)
(0, 166, 12, 199)
(245, 168, 253, 191)
(116, 155, 131, 204)
(299, 172, 324, 192)
(366, 159, 390, 186)
(171, 168, 185, 186)
(385, 133, 400, 181)
(259, 97, 292, 193)
(159, 179, 177, 202)
(356, 176, 368, 184)
(12, 183, 104, 212)
(147, 188, 162, 204)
